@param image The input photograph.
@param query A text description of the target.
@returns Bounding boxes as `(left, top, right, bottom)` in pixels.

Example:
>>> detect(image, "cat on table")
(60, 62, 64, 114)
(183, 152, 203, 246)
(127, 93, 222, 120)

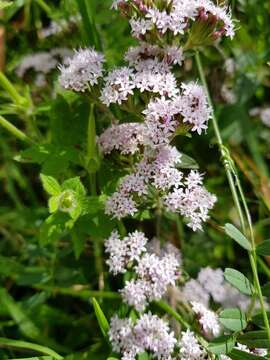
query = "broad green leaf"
(229, 349, 267, 360)
(208, 335, 235, 354)
(256, 240, 270, 256)
(219, 308, 247, 332)
(0, 337, 62, 359)
(71, 229, 86, 259)
(237, 330, 270, 349)
(40, 174, 61, 196)
(262, 283, 270, 297)
(16, 144, 80, 177)
(92, 298, 109, 338)
(62, 177, 86, 196)
(224, 268, 254, 295)
(225, 224, 252, 251)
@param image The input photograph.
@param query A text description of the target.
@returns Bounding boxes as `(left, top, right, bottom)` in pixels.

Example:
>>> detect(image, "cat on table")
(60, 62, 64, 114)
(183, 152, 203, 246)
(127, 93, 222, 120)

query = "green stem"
(0, 337, 63, 359)
(34, 284, 120, 300)
(0, 72, 24, 106)
(0, 116, 34, 144)
(35, 0, 53, 17)
(195, 51, 270, 341)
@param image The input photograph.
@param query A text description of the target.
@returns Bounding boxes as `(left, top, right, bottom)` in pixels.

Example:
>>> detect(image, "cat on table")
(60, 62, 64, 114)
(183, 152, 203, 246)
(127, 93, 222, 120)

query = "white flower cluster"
(105, 230, 181, 311)
(105, 141, 216, 231)
(17, 48, 73, 86)
(182, 267, 251, 310)
(98, 122, 145, 155)
(109, 313, 177, 360)
(179, 330, 206, 359)
(113, 0, 235, 40)
(105, 230, 147, 275)
(191, 301, 221, 338)
(59, 48, 104, 92)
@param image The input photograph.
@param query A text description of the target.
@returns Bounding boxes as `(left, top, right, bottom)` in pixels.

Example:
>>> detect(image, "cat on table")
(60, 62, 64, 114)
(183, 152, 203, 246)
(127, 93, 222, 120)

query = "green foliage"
(224, 268, 254, 295)
(219, 308, 247, 332)
(208, 335, 235, 355)
(224, 224, 252, 251)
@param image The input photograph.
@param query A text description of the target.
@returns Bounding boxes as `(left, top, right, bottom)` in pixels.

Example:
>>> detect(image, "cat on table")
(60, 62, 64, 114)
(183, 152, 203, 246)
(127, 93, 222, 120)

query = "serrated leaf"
(219, 308, 247, 332)
(40, 212, 70, 245)
(256, 240, 270, 256)
(40, 174, 61, 196)
(208, 335, 235, 354)
(92, 298, 109, 338)
(237, 330, 270, 349)
(224, 268, 254, 295)
(62, 177, 86, 196)
(225, 224, 252, 251)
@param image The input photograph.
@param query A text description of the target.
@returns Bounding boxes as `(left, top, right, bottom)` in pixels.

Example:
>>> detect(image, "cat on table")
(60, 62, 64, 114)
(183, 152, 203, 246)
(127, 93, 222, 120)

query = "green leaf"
(256, 240, 270, 256)
(92, 298, 109, 338)
(16, 144, 80, 177)
(8, 357, 53, 360)
(0, 287, 41, 340)
(224, 268, 254, 295)
(178, 153, 199, 169)
(62, 177, 86, 196)
(40, 212, 70, 245)
(48, 196, 60, 213)
(237, 330, 270, 349)
(40, 174, 61, 196)
(252, 312, 270, 329)
(75, 0, 101, 50)
(0, 337, 63, 359)
(219, 308, 247, 332)
(229, 349, 267, 360)
(138, 353, 149, 360)
(225, 224, 252, 251)
(208, 335, 235, 354)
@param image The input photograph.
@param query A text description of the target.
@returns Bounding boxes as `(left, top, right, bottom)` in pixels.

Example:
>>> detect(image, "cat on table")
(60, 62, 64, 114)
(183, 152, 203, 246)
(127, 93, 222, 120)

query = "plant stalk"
(0, 71, 24, 106)
(0, 115, 34, 144)
(195, 51, 270, 340)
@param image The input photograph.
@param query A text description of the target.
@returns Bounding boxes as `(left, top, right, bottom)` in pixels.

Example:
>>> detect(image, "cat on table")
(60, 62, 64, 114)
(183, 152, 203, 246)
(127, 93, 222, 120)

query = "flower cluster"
(109, 313, 177, 360)
(112, 0, 235, 43)
(98, 122, 145, 155)
(181, 267, 251, 310)
(105, 139, 216, 230)
(179, 330, 206, 359)
(105, 230, 181, 311)
(59, 48, 105, 92)
(191, 301, 221, 338)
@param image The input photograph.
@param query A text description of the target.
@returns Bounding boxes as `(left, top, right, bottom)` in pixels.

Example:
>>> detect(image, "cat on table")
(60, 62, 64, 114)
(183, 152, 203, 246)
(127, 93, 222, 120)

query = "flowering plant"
(0, 0, 270, 359)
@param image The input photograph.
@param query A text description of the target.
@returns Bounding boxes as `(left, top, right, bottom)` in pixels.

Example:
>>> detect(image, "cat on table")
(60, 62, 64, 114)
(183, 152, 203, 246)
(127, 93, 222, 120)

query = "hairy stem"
(195, 51, 270, 340)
